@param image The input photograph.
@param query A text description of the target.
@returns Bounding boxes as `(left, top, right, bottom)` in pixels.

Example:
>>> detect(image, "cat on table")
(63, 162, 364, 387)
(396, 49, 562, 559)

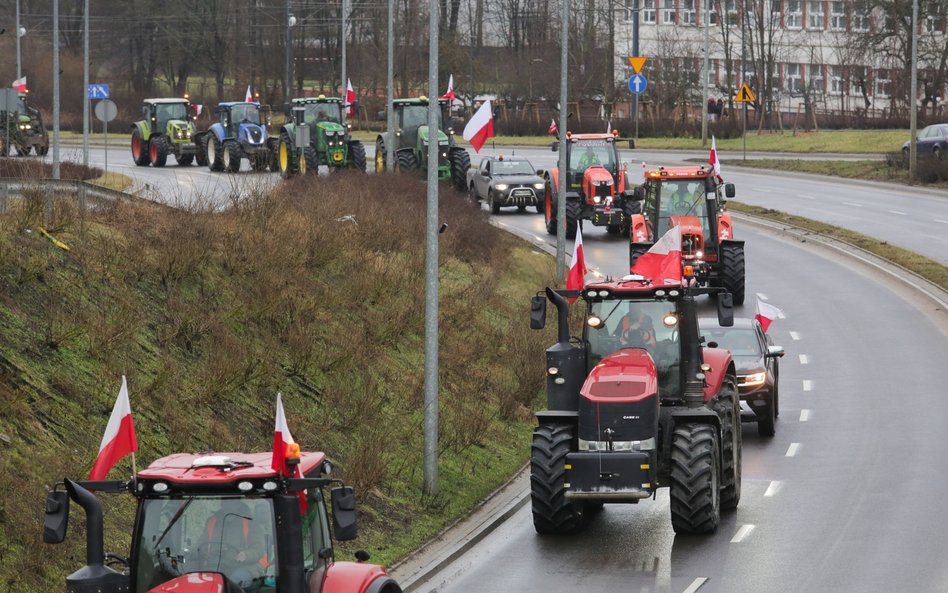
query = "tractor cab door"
(299, 489, 332, 593)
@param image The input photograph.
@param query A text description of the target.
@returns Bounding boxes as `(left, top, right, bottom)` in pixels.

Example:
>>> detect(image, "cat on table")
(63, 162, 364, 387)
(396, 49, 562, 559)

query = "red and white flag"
(565, 225, 587, 301)
(709, 135, 723, 181)
(245, 85, 253, 103)
(344, 78, 356, 117)
(440, 74, 455, 101)
(463, 99, 494, 153)
(88, 376, 138, 481)
(271, 394, 300, 476)
(548, 118, 558, 135)
(194, 104, 204, 116)
(605, 119, 612, 134)
(755, 297, 783, 333)
(12, 76, 27, 93)
(630, 226, 682, 285)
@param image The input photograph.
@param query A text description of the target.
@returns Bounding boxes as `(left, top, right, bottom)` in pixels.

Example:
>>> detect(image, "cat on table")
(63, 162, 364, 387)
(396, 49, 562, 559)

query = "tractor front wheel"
(565, 201, 582, 241)
(450, 148, 471, 191)
(279, 133, 296, 179)
(531, 424, 584, 534)
(176, 152, 194, 166)
(716, 375, 742, 511)
(349, 141, 367, 172)
(670, 424, 720, 534)
(630, 245, 650, 271)
(544, 180, 557, 235)
(267, 138, 281, 172)
(395, 150, 418, 173)
(303, 146, 319, 175)
(720, 243, 746, 305)
(131, 130, 151, 166)
(150, 135, 169, 167)
(223, 142, 241, 173)
(195, 137, 208, 167)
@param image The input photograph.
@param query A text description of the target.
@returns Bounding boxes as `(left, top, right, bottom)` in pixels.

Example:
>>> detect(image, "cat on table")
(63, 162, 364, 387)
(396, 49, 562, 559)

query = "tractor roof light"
(612, 129, 619, 137)
(152, 482, 169, 493)
(587, 315, 604, 328)
(286, 443, 301, 467)
(548, 367, 559, 375)
(237, 481, 254, 492)
(663, 313, 678, 327)
(262, 481, 278, 491)
(683, 265, 695, 278)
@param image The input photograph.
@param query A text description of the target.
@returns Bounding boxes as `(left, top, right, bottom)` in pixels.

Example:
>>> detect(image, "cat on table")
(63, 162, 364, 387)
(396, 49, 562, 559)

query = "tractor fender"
(535, 410, 579, 427)
(701, 347, 735, 403)
(628, 213, 651, 243)
(544, 168, 560, 194)
(321, 561, 392, 593)
(208, 123, 225, 142)
(718, 211, 736, 241)
(131, 120, 151, 140)
(394, 146, 414, 158)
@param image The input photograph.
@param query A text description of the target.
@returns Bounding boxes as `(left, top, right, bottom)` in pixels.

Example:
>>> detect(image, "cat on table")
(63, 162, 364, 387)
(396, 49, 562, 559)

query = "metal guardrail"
(0, 177, 137, 212)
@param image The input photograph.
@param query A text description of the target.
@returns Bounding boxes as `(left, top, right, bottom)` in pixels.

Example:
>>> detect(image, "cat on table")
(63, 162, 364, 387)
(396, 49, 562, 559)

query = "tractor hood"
(669, 215, 704, 236)
(418, 126, 449, 145)
(145, 573, 225, 593)
(315, 121, 345, 134)
(583, 165, 615, 187)
(18, 114, 31, 124)
(237, 122, 266, 145)
(580, 349, 658, 403)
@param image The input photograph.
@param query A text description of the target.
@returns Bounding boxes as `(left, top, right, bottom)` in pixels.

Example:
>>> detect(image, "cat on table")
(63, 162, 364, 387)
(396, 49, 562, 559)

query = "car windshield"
(701, 326, 761, 357)
(493, 160, 535, 175)
(304, 103, 342, 125)
(135, 496, 276, 593)
(230, 105, 260, 125)
(586, 299, 681, 397)
(569, 140, 616, 172)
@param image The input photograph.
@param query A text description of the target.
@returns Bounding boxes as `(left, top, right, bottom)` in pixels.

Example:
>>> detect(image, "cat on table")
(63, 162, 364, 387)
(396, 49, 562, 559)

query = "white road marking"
(797, 194, 818, 200)
(803, 380, 813, 391)
(843, 201, 863, 207)
(731, 524, 756, 543)
(936, 219, 948, 225)
(682, 577, 709, 593)
(888, 210, 907, 216)
(800, 409, 811, 422)
(789, 331, 801, 341)
(764, 481, 782, 497)
(786, 443, 801, 457)
(799, 354, 809, 365)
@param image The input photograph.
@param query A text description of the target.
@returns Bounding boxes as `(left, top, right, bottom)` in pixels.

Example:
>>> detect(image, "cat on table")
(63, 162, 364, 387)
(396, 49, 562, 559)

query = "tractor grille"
(681, 232, 704, 259)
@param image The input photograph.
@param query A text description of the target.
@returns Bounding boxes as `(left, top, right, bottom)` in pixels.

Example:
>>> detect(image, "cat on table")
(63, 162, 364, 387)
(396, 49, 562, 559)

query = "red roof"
(138, 451, 326, 484)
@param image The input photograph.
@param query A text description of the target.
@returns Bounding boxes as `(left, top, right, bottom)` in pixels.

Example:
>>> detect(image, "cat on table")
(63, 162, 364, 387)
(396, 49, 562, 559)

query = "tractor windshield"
(399, 104, 442, 133)
(586, 299, 681, 397)
(154, 103, 189, 128)
(304, 103, 343, 125)
(493, 160, 536, 175)
(134, 496, 277, 593)
(569, 140, 616, 172)
(647, 180, 712, 239)
(230, 105, 261, 125)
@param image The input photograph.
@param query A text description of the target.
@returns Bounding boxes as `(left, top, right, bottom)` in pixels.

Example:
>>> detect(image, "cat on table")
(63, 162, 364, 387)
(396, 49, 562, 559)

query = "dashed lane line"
(803, 380, 813, 391)
(800, 409, 811, 422)
(843, 201, 863, 207)
(764, 481, 782, 497)
(888, 210, 907, 216)
(789, 331, 801, 341)
(682, 577, 709, 593)
(731, 524, 756, 543)
(799, 354, 809, 365)
(786, 443, 801, 457)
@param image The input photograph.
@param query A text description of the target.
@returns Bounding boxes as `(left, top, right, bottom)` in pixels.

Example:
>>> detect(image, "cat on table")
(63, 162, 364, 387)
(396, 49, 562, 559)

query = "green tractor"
(277, 96, 366, 178)
(131, 98, 205, 167)
(0, 92, 49, 156)
(374, 97, 470, 190)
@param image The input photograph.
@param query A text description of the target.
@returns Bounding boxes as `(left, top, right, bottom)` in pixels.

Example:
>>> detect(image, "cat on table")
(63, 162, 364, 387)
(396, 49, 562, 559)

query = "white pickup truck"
(465, 155, 546, 214)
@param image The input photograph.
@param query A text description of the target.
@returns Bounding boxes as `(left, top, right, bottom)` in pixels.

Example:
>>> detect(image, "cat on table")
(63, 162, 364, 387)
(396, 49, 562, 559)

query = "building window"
(709, 0, 719, 26)
(662, 0, 676, 24)
(807, 1, 825, 29)
(852, 10, 869, 32)
(829, 1, 845, 30)
(788, 63, 803, 93)
(725, 0, 739, 26)
(808, 63, 824, 93)
(874, 70, 890, 97)
(829, 65, 843, 94)
(786, 0, 802, 29)
(849, 66, 868, 96)
(643, 0, 657, 23)
(682, 0, 696, 25)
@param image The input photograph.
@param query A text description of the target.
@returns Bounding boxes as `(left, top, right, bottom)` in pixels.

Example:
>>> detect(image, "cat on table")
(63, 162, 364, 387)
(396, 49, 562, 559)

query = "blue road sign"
(628, 74, 647, 95)
(88, 84, 110, 99)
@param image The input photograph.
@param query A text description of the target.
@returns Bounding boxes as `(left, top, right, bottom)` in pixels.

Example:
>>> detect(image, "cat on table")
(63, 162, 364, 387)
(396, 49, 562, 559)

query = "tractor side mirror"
(724, 183, 735, 198)
(331, 486, 358, 541)
(551, 141, 559, 152)
(43, 489, 70, 544)
(716, 293, 734, 327)
(530, 295, 547, 330)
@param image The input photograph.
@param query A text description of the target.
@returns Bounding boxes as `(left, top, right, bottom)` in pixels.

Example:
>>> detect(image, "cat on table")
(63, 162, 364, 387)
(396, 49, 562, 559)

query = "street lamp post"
(701, 0, 710, 146)
(286, 1, 296, 101)
(341, 0, 347, 98)
(83, 0, 89, 169)
(16, 0, 24, 80)
(909, 0, 919, 182)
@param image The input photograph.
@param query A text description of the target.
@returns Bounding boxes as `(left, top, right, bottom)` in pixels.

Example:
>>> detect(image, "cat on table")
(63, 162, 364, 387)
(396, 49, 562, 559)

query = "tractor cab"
(220, 102, 262, 132)
(393, 97, 447, 156)
(147, 100, 191, 133)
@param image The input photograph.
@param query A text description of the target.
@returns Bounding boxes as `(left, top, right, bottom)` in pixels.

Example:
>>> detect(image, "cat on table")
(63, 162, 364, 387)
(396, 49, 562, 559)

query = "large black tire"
(375, 138, 386, 172)
(150, 135, 169, 167)
(630, 244, 650, 270)
(349, 141, 367, 172)
(251, 154, 269, 172)
(670, 424, 721, 534)
(395, 149, 418, 173)
(207, 135, 224, 172)
(15, 143, 29, 157)
(131, 129, 150, 166)
(716, 374, 742, 510)
(267, 138, 280, 172)
(223, 141, 241, 173)
(488, 190, 501, 214)
(279, 133, 297, 179)
(544, 181, 557, 236)
(565, 200, 582, 240)
(176, 151, 194, 166)
(303, 146, 319, 175)
(530, 424, 584, 534)
(720, 243, 746, 305)
(195, 136, 209, 167)
(450, 148, 471, 191)
(37, 144, 49, 156)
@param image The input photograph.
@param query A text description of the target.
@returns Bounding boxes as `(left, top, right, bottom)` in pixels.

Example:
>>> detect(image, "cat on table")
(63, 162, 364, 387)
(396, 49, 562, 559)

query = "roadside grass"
(729, 201, 948, 290)
(87, 171, 134, 192)
(726, 157, 948, 189)
(0, 173, 555, 593)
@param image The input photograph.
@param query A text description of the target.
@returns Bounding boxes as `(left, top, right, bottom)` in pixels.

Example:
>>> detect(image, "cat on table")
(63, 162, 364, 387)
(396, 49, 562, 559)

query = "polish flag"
(88, 376, 138, 481)
(565, 225, 587, 301)
(271, 394, 300, 476)
(605, 119, 612, 134)
(630, 226, 682, 285)
(344, 78, 356, 118)
(245, 85, 253, 103)
(440, 74, 455, 101)
(709, 135, 723, 181)
(463, 99, 494, 153)
(12, 76, 27, 93)
(194, 104, 204, 116)
(548, 118, 558, 135)
(755, 297, 783, 333)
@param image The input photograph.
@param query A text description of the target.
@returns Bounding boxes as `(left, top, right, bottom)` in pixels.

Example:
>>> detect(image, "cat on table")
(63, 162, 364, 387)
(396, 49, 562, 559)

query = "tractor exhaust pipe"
(544, 287, 585, 412)
(63, 480, 128, 593)
(546, 287, 571, 344)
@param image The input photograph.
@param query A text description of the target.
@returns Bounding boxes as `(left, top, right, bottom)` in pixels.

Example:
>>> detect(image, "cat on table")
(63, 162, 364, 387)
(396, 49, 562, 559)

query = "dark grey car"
(467, 156, 546, 214)
(902, 123, 948, 160)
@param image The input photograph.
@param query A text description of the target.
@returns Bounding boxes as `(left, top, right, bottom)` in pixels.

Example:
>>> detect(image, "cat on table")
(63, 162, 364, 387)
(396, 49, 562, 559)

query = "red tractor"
(541, 131, 638, 240)
(528, 270, 741, 534)
(43, 448, 402, 593)
(628, 166, 745, 305)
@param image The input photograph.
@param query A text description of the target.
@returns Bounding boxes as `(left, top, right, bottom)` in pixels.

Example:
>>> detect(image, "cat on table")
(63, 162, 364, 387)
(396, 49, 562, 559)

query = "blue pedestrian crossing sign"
(628, 74, 647, 95)
(88, 84, 110, 99)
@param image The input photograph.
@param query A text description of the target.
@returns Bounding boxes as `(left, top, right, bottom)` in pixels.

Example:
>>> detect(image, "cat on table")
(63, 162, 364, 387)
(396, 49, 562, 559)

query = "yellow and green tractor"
(130, 98, 205, 167)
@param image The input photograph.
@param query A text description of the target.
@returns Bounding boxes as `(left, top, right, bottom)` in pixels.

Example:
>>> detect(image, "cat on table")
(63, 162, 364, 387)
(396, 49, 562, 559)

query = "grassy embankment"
(0, 158, 134, 192)
(0, 173, 555, 593)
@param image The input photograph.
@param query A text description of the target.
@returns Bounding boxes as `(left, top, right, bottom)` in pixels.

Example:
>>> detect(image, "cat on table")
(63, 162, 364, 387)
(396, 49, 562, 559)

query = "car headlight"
(739, 372, 766, 387)
(494, 184, 509, 191)
(533, 182, 545, 190)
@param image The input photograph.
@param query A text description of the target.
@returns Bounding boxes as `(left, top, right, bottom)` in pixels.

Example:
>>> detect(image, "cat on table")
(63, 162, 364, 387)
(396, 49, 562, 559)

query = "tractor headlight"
(494, 184, 509, 191)
(593, 195, 602, 204)
(740, 372, 766, 387)
(441, 151, 447, 158)
(533, 182, 545, 189)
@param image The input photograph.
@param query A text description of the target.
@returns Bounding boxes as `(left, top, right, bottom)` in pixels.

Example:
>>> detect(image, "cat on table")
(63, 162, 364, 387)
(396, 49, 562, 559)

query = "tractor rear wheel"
(303, 146, 319, 175)
(716, 375, 742, 511)
(629, 245, 649, 272)
(531, 424, 584, 534)
(207, 136, 223, 172)
(131, 130, 151, 166)
(565, 201, 582, 240)
(195, 137, 208, 167)
(395, 150, 418, 173)
(349, 141, 367, 172)
(223, 142, 241, 173)
(176, 152, 194, 166)
(450, 148, 471, 191)
(670, 424, 720, 534)
(375, 138, 386, 172)
(150, 135, 169, 167)
(279, 133, 296, 179)
(720, 243, 746, 305)
(544, 181, 557, 235)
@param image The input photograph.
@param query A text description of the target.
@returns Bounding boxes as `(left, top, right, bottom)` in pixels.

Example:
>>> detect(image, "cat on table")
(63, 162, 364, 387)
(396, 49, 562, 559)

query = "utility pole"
(741, 0, 747, 160)
(52, 0, 60, 180)
(909, 0, 919, 182)
(423, 0, 440, 497)
(556, 0, 569, 282)
(286, 0, 295, 101)
(632, 0, 640, 140)
(386, 0, 395, 170)
(701, 0, 710, 146)
(341, 0, 347, 97)
(16, 0, 22, 80)
(83, 0, 89, 169)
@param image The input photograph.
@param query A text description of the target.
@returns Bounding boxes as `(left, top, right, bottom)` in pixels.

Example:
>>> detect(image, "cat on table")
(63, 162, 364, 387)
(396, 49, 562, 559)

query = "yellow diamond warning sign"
(735, 83, 756, 103)
(627, 57, 647, 74)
